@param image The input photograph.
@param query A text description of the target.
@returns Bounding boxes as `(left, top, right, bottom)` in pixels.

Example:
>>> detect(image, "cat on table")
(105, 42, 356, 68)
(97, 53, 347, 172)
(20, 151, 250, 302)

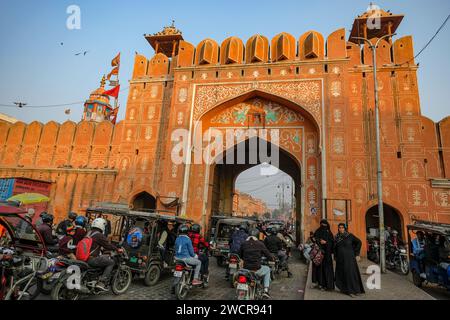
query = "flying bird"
(75, 50, 89, 56)
(60, 42, 64, 46)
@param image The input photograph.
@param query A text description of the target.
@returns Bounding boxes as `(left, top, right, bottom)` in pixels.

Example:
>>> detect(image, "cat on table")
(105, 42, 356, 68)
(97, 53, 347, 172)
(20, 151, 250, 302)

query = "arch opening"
(132, 191, 156, 211)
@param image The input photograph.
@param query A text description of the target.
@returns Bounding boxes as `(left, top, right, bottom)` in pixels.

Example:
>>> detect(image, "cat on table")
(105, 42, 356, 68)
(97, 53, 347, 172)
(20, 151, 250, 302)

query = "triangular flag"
(103, 85, 120, 98)
(111, 52, 120, 67)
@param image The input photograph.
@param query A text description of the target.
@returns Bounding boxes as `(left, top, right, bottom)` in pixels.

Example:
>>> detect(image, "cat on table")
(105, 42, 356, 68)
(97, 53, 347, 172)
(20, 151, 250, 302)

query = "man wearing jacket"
(37, 213, 58, 251)
(239, 228, 274, 298)
(174, 224, 202, 285)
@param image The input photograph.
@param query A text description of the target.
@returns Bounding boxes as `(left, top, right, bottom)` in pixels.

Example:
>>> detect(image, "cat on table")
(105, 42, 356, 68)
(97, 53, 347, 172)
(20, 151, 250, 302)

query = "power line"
(0, 86, 130, 108)
(396, 12, 450, 66)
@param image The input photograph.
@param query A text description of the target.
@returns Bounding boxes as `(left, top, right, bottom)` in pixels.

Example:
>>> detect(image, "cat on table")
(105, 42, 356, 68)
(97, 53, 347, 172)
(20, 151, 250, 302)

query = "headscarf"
(335, 223, 350, 245)
(314, 219, 333, 242)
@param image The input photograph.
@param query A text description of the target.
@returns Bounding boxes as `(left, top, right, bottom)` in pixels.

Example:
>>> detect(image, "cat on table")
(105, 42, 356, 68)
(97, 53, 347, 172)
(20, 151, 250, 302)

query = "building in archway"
(0, 7, 449, 248)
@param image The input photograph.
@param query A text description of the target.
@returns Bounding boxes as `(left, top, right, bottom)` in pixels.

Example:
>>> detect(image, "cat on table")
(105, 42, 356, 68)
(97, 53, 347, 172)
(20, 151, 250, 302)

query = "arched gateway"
(181, 94, 322, 243)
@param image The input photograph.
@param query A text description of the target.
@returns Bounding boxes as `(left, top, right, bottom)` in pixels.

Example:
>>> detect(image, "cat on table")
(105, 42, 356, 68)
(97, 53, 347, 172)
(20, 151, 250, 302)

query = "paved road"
(421, 285, 450, 300)
(38, 251, 308, 300)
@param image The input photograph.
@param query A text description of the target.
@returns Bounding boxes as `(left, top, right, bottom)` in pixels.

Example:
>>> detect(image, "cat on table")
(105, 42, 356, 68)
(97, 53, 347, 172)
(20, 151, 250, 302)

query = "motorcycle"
(367, 238, 380, 264)
(227, 253, 241, 287)
(51, 249, 132, 300)
(235, 269, 267, 300)
(36, 256, 72, 295)
(386, 245, 409, 275)
(173, 258, 209, 300)
(0, 247, 42, 300)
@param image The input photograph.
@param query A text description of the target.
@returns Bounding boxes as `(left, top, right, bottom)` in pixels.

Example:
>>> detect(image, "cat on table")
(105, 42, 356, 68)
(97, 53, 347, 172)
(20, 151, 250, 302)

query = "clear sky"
(0, 1, 449, 209)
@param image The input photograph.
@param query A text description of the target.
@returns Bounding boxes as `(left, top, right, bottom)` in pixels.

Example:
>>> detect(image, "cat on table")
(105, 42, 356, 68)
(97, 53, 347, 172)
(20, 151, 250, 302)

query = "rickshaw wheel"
(412, 270, 423, 288)
(144, 265, 161, 286)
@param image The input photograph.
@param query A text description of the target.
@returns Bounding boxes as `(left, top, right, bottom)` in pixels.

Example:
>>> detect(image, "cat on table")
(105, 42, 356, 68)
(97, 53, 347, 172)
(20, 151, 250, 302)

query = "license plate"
(174, 271, 183, 277)
(130, 257, 138, 263)
(236, 283, 248, 291)
(229, 263, 237, 269)
(50, 273, 61, 280)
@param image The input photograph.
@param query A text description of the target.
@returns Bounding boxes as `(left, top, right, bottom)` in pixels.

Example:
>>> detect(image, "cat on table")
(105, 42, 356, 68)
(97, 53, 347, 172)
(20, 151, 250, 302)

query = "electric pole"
(352, 33, 396, 274)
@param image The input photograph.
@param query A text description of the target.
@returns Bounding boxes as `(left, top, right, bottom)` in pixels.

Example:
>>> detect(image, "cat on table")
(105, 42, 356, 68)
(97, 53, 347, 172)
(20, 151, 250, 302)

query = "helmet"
(91, 218, 107, 233)
(42, 214, 54, 224)
(190, 223, 201, 234)
(392, 230, 399, 236)
(65, 223, 75, 235)
(74, 216, 87, 227)
(238, 223, 248, 232)
(248, 228, 260, 238)
(68, 212, 78, 220)
(178, 224, 189, 234)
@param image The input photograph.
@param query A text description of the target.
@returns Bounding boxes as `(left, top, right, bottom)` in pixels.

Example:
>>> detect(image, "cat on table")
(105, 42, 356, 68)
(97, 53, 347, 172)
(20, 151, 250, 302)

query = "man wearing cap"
(158, 221, 177, 267)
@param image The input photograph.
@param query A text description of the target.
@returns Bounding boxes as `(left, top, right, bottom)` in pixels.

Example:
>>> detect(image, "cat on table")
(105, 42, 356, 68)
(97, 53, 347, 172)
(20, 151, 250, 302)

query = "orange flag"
(107, 66, 119, 80)
(111, 52, 120, 67)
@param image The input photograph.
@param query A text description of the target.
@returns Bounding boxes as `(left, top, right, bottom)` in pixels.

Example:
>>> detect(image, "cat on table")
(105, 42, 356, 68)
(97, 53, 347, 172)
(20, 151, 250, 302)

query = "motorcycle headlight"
(400, 249, 406, 253)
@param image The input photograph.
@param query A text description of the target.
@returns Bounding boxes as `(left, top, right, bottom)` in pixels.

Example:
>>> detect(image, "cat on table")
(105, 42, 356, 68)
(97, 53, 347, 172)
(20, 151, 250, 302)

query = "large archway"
(186, 95, 321, 244)
(132, 191, 156, 211)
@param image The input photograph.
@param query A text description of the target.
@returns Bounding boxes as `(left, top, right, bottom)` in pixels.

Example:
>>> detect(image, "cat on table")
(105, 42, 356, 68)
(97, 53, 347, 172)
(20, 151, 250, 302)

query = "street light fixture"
(352, 33, 396, 274)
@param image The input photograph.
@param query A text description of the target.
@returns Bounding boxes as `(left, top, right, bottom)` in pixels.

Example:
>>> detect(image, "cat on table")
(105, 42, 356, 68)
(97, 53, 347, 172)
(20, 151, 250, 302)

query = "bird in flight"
(75, 50, 89, 56)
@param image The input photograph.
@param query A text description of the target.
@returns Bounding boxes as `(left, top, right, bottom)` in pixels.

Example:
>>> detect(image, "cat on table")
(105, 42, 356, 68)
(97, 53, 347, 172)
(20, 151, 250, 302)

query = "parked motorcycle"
(367, 238, 380, 264)
(173, 258, 209, 300)
(386, 245, 409, 275)
(51, 249, 132, 300)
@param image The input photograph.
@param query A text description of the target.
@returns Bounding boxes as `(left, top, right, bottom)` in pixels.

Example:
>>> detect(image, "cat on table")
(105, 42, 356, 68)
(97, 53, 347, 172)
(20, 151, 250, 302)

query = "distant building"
(233, 190, 270, 217)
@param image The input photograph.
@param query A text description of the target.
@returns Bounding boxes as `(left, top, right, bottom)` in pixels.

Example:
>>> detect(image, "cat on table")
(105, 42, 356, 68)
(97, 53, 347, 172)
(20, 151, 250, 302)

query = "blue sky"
(0, 1, 449, 209)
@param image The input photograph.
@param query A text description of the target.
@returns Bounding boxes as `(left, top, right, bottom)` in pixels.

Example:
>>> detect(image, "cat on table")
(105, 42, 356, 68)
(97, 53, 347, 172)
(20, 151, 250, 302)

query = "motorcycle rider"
(227, 223, 248, 280)
(58, 223, 77, 260)
(239, 228, 274, 299)
(85, 217, 123, 291)
(37, 213, 58, 251)
(174, 224, 203, 286)
(264, 226, 293, 278)
(56, 211, 78, 239)
(188, 224, 210, 277)
(73, 216, 87, 245)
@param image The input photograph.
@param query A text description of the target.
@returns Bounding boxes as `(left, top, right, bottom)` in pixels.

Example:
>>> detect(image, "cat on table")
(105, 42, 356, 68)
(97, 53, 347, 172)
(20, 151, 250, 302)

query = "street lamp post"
(352, 33, 395, 274)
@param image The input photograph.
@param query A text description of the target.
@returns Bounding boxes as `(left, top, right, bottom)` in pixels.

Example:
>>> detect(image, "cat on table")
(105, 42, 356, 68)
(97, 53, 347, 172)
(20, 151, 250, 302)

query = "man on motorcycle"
(85, 217, 123, 291)
(174, 224, 203, 286)
(239, 228, 274, 299)
(58, 223, 77, 260)
(37, 213, 58, 251)
(264, 226, 293, 278)
(230, 223, 249, 254)
(73, 216, 87, 245)
(56, 212, 78, 239)
(188, 224, 210, 277)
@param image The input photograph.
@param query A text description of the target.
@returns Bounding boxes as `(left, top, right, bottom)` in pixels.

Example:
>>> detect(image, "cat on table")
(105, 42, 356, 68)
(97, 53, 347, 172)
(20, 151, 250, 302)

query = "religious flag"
(110, 107, 119, 124)
(103, 85, 120, 98)
(111, 52, 121, 67)
(107, 66, 119, 80)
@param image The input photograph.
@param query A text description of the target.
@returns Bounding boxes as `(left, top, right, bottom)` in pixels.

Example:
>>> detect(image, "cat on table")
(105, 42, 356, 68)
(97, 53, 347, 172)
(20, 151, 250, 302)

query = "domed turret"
(82, 76, 113, 122)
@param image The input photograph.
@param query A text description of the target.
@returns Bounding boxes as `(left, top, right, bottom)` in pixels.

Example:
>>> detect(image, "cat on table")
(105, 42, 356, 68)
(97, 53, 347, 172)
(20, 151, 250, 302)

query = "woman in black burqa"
(334, 223, 365, 297)
(312, 219, 335, 290)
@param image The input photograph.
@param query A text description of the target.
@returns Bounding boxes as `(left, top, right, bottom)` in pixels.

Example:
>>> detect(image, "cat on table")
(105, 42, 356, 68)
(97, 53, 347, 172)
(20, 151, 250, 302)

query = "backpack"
(309, 243, 324, 266)
(76, 231, 99, 261)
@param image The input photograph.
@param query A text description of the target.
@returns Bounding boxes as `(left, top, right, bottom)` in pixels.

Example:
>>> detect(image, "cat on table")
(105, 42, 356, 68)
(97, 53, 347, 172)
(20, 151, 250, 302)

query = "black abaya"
(334, 233, 365, 295)
(312, 225, 335, 290)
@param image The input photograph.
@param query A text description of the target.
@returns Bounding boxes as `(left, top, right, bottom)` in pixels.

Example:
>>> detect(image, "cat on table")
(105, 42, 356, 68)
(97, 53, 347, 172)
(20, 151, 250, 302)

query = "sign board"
(0, 178, 15, 201)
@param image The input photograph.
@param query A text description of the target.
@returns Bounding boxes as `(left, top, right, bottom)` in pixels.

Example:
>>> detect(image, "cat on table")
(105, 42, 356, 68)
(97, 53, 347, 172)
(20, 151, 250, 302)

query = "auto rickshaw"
(209, 217, 258, 267)
(86, 204, 192, 286)
(407, 219, 450, 290)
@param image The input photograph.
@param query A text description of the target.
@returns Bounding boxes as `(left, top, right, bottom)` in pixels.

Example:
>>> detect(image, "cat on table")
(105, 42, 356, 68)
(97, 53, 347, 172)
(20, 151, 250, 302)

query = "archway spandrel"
(193, 80, 322, 125)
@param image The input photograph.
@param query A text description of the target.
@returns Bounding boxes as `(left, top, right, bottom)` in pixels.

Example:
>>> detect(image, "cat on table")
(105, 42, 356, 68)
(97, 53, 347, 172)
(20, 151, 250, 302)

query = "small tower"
(349, 4, 404, 44)
(82, 76, 113, 122)
(144, 21, 184, 57)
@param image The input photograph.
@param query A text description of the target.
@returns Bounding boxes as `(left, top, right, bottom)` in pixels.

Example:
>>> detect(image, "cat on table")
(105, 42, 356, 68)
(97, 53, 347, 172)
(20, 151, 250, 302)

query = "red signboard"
(13, 178, 51, 196)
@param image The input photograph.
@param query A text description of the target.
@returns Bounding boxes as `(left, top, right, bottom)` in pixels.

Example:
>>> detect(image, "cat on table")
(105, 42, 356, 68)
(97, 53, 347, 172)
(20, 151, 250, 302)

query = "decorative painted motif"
(129, 109, 135, 120)
(332, 66, 340, 74)
(145, 127, 153, 140)
(307, 136, 316, 154)
(353, 128, 361, 142)
(407, 127, 415, 142)
(436, 191, 449, 207)
(335, 167, 344, 186)
(279, 129, 302, 153)
(308, 164, 316, 180)
(227, 72, 233, 79)
(201, 73, 208, 80)
(132, 88, 138, 100)
(171, 164, 178, 178)
(405, 102, 413, 116)
(333, 136, 344, 154)
(141, 156, 148, 171)
(177, 112, 184, 125)
(121, 159, 128, 170)
(352, 103, 359, 116)
(308, 68, 316, 75)
(333, 108, 342, 123)
(354, 160, 364, 178)
(126, 129, 132, 141)
(178, 88, 188, 103)
(151, 85, 158, 98)
(210, 98, 304, 125)
(147, 106, 155, 120)
(181, 74, 187, 81)
(193, 81, 322, 124)
(331, 81, 341, 97)
(351, 82, 358, 94)
(280, 69, 287, 76)
(252, 71, 260, 78)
